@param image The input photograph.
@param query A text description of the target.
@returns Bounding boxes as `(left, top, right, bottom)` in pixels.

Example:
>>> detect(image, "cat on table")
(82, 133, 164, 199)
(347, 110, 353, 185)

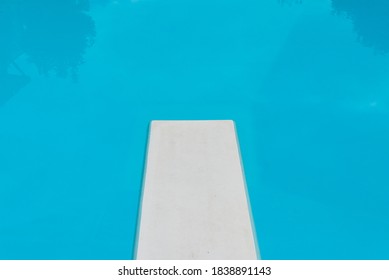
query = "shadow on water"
(0, 0, 95, 106)
(280, 0, 389, 53)
(332, 0, 389, 53)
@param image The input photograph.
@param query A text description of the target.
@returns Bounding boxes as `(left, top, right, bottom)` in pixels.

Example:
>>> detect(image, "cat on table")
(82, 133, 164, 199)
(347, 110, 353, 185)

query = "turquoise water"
(1, 0, 389, 259)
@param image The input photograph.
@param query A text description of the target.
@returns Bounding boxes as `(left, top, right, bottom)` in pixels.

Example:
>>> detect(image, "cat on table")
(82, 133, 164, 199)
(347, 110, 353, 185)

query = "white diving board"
(135, 120, 259, 259)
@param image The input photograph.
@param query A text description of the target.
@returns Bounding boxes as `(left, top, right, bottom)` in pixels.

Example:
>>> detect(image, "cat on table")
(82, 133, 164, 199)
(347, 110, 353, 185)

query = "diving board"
(135, 120, 258, 259)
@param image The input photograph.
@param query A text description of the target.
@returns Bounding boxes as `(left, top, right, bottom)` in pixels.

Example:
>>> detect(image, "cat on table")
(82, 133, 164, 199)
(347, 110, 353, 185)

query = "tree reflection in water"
(332, 0, 389, 53)
(0, 0, 96, 105)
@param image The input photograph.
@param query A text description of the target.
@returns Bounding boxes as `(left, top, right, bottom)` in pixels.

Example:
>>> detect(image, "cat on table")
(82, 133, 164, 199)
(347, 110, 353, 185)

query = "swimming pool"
(1, 0, 389, 259)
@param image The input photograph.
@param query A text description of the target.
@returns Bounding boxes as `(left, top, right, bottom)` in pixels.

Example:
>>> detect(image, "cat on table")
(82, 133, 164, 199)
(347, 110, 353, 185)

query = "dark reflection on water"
(280, 0, 389, 53)
(332, 0, 389, 53)
(0, 0, 95, 105)
(0, 69, 30, 106)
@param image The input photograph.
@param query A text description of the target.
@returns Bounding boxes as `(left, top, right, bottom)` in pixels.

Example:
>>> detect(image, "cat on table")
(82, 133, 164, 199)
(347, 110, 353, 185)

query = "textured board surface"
(135, 120, 258, 260)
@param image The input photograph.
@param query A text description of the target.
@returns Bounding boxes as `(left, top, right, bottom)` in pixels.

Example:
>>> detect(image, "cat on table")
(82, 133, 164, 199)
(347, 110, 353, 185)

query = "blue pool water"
(1, 0, 389, 259)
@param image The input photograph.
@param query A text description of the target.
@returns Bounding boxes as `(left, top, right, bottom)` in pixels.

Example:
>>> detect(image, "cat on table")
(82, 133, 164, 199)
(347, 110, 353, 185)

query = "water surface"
(1, 0, 389, 259)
